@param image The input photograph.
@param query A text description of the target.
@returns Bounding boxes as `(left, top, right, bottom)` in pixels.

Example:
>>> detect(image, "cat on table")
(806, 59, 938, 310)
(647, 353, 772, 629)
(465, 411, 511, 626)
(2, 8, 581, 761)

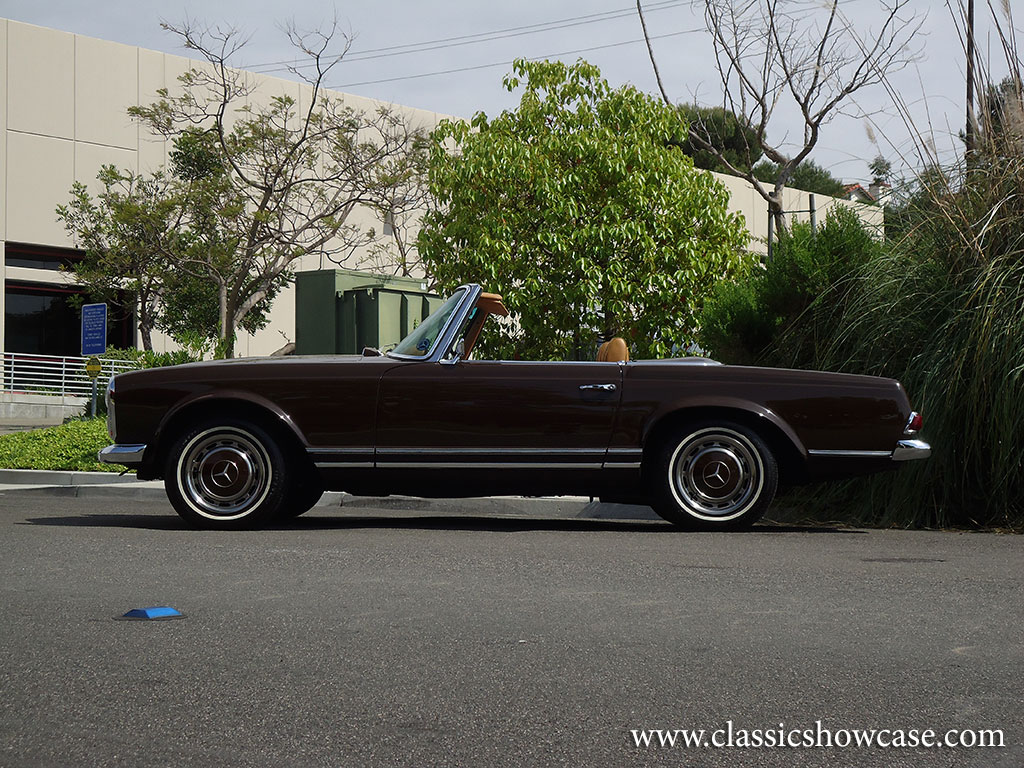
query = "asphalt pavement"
(0, 492, 1021, 768)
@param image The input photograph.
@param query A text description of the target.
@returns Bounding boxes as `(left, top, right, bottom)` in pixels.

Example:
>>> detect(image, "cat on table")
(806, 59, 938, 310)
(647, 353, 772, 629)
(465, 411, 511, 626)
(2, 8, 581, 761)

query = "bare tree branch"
(130, 19, 429, 356)
(638, 0, 922, 230)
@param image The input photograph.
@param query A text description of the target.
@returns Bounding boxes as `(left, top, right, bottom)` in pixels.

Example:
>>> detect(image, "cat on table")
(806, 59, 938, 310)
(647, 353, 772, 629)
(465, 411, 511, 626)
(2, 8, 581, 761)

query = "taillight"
(905, 411, 923, 435)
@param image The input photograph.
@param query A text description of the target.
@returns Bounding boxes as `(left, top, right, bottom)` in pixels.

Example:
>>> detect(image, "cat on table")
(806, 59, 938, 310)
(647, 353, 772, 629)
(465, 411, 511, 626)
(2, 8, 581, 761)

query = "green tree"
(752, 158, 845, 197)
(419, 59, 749, 361)
(56, 166, 179, 351)
(129, 20, 427, 357)
(57, 150, 278, 354)
(869, 155, 892, 185)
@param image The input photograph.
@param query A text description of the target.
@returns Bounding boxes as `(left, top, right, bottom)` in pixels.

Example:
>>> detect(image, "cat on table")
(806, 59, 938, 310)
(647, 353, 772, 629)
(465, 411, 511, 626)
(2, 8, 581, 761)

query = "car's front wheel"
(652, 422, 778, 530)
(165, 419, 289, 529)
(278, 471, 324, 520)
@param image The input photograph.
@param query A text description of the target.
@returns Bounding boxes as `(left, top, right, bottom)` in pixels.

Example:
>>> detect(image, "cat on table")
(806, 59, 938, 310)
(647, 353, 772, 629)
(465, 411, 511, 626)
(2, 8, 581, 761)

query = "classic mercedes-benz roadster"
(100, 284, 929, 530)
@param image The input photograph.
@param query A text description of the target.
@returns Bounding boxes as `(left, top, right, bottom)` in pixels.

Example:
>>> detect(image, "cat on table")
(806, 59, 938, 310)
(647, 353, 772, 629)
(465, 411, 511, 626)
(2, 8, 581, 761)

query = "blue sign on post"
(81, 303, 107, 357)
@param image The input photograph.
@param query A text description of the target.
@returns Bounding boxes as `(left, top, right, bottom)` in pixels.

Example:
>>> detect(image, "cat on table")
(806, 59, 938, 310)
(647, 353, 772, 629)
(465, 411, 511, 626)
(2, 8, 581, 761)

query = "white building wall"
(0, 19, 7, 351)
(709, 171, 884, 254)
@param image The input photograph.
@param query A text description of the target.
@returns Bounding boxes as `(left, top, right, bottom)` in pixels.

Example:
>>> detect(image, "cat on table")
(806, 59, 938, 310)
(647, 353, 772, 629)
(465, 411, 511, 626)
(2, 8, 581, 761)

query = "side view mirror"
(441, 338, 466, 366)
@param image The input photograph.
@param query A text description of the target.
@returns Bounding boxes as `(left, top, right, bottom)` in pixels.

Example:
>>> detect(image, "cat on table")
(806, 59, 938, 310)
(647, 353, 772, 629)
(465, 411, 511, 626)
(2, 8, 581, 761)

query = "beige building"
(0, 18, 882, 367)
(0, 18, 446, 364)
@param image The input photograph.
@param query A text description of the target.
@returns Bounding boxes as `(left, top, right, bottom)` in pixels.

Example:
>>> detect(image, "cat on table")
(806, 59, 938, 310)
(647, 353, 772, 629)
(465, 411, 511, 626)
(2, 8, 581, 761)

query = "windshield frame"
(386, 285, 480, 362)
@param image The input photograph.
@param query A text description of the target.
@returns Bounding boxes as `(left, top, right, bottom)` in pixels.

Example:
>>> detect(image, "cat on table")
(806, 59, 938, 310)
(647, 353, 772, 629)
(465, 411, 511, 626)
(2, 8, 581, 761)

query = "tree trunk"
(769, 187, 787, 237)
(139, 323, 153, 353)
(602, 285, 616, 341)
(218, 283, 235, 359)
(138, 301, 154, 353)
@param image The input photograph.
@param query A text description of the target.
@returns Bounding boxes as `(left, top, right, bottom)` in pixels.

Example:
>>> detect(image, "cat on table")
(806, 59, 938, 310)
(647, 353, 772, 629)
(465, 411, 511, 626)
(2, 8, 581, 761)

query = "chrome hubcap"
(670, 428, 763, 520)
(178, 428, 271, 519)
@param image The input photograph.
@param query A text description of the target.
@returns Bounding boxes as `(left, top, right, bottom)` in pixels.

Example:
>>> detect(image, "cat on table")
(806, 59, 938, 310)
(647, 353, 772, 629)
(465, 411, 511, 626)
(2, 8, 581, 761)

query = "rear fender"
(643, 396, 808, 459)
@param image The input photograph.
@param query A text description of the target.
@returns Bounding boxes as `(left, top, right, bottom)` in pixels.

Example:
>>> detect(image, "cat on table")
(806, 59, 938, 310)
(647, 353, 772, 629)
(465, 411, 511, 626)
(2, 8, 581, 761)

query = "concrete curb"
(0, 468, 662, 520)
(0, 468, 139, 485)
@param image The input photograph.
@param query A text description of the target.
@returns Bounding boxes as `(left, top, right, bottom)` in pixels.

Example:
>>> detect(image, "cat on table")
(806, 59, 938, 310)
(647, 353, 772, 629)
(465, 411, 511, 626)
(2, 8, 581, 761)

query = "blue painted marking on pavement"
(121, 606, 182, 620)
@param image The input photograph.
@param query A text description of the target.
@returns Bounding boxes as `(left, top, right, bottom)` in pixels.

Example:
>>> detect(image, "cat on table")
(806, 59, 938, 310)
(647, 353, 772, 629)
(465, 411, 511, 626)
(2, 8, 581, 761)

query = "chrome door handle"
(579, 383, 617, 392)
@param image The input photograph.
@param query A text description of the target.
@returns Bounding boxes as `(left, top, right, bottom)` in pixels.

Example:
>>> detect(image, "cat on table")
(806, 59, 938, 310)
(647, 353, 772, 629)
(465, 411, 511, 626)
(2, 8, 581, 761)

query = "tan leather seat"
(597, 337, 629, 362)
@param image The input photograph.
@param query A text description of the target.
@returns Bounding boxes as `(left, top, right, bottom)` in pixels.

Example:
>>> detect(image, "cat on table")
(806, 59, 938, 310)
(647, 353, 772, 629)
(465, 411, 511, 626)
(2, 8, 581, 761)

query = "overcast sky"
(2, 0, 1019, 185)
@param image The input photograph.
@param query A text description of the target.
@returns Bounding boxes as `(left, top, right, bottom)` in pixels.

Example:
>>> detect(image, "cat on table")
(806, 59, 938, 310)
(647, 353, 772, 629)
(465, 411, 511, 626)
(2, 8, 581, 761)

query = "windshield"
(389, 288, 467, 358)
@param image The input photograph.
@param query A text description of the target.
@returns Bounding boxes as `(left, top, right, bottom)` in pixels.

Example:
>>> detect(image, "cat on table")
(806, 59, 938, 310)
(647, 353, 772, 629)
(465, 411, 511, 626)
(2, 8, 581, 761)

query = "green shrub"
(700, 206, 882, 368)
(0, 418, 122, 473)
(806, 160, 1024, 529)
(708, 150, 1024, 528)
(99, 346, 200, 369)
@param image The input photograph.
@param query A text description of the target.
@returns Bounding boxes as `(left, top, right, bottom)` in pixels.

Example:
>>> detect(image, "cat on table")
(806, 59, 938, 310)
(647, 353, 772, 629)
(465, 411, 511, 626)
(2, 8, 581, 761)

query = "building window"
(4, 282, 133, 356)
(4, 243, 82, 272)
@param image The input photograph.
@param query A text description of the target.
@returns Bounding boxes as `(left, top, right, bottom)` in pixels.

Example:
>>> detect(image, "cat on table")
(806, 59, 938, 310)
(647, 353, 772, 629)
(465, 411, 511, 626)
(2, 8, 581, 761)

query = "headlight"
(106, 376, 116, 440)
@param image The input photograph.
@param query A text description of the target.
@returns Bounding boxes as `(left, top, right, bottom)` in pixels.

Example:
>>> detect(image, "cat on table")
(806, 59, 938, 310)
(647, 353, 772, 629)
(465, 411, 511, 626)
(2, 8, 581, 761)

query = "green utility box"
(294, 269, 442, 355)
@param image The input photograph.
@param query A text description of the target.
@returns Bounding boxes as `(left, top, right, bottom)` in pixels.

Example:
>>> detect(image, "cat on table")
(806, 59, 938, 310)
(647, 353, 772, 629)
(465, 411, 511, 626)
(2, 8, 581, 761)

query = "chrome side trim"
(807, 449, 892, 458)
(379, 462, 602, 470)
(376, 447, 607, 456)
(461, 360, 625, 366)
(98, 443, 147, 464)
(892, 439, 931, 461)
(309, 448, 374, 455)
(308, 446, 642, 470)
(809, 442, 933, 462)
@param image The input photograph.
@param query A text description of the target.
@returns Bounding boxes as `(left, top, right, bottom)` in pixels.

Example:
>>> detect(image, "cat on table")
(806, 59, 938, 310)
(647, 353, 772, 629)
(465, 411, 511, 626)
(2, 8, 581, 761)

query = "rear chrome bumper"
(98, 443, 147, 465)
(892, 439, 931, 461)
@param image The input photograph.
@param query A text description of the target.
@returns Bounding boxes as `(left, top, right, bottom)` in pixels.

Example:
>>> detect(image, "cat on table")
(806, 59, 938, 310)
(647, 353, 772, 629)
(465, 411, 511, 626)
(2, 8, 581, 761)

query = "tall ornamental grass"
(805, 151, 1024, 529)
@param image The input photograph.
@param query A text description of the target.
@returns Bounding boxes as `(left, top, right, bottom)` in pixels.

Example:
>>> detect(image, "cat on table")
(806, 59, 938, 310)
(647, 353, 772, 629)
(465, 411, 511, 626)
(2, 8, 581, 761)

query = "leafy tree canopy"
(57, 166, 179, 352)
(418, 59, 749, 361)
(868, 155, 892, 186)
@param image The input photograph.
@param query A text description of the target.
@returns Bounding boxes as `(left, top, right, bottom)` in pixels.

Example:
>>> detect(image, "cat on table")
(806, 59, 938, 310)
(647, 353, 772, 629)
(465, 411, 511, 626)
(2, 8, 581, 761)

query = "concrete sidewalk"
(0, 468, 660, 520)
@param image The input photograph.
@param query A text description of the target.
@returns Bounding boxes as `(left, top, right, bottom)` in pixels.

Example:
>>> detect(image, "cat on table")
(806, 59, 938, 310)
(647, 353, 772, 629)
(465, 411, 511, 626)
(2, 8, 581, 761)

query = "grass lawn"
(0, 418, 123, 473)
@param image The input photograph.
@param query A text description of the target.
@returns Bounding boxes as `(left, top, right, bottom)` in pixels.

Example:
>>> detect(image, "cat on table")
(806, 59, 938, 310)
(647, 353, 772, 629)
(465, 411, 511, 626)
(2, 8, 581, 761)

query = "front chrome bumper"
(892, 439, 931, 461)
(98, 444, 147, 465)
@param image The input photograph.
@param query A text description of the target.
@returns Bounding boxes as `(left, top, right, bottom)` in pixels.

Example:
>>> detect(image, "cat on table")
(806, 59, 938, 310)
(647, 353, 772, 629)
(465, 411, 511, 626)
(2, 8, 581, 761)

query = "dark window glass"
(4, 243, 81, 272)
(4, 282, 133, 356)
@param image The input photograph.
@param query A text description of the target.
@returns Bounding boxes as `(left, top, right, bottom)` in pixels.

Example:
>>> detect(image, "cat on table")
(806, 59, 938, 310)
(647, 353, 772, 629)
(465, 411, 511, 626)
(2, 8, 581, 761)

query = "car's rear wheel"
(164, 419, 288, 529)
(653, 421, 778, 530)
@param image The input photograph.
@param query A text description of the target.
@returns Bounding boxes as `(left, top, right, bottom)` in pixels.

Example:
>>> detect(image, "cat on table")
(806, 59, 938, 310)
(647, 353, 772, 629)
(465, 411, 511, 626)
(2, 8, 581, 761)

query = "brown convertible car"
(100, 284, 930, 530)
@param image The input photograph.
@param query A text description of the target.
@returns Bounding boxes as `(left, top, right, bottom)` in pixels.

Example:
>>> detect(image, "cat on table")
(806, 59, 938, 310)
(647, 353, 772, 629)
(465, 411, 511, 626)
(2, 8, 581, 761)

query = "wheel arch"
(642, 403, 807, 487)
(144, 393, 312, 480)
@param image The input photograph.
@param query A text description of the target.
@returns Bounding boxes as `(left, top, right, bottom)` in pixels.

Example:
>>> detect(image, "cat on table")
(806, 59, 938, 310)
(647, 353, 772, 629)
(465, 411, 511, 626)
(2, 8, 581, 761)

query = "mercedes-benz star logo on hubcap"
(211, 460, 238, 488)
(702, 461, 731, 489)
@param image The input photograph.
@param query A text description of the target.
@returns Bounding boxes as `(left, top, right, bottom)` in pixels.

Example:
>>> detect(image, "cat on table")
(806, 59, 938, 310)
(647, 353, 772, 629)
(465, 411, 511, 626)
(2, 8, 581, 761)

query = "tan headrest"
(597, 337, 629, 362)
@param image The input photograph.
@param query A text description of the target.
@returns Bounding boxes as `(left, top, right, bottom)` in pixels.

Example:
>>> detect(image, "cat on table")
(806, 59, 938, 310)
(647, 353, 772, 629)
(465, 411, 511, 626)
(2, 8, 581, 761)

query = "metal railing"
(1, 352, 140, 398)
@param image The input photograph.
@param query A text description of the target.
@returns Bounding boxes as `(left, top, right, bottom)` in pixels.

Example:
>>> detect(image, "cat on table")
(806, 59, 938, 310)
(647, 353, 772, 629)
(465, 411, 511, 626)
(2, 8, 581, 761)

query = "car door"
(374, 359, 623, 470)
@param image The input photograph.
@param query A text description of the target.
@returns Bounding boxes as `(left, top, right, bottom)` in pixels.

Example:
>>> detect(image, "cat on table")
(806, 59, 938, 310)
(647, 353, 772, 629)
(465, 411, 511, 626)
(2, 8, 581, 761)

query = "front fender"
(144, 389, 309, 474)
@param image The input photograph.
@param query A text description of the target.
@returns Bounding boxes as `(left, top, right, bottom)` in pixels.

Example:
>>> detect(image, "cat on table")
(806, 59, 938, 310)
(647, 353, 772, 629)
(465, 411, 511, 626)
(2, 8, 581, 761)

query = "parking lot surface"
(1, 493, 1021, 767)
